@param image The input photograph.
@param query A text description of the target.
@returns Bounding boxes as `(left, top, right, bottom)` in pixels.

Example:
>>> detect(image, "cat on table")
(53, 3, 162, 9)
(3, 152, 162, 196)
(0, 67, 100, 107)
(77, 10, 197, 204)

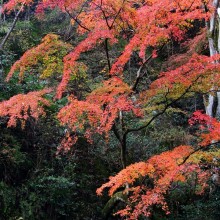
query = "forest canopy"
(0, 0, 220, 219)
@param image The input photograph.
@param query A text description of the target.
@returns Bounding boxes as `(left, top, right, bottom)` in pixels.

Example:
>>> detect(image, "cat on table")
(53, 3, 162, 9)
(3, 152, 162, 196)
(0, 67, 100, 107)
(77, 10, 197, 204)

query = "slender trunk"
(120, 142, 126, 169)
(216, 92, 220, 117)
(205, 0, 219, 117)
(119, 111, 126, 168)
(0, 6, 2, 22)
(112, 123, 126, 169)
(204, 94, 214, 117)
(208, 38, 217, 56)
(0, 4, 24, 50)
(215, 6, 220, 117)
(104, 38, 111, 72)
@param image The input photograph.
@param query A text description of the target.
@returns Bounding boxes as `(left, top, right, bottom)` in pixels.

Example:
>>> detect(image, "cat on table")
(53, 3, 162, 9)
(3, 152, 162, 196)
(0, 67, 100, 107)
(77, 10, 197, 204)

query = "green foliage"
(0, 131, 27, 182)
(166, 188, 220, 220)
(20, 175, 77, 219)
(0, 182, 17, 219)
(180, 190, 220, 220)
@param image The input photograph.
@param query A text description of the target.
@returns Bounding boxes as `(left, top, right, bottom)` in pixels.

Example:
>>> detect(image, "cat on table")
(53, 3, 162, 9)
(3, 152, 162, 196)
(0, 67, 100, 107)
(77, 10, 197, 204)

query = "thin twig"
(0, 4, 24, 50)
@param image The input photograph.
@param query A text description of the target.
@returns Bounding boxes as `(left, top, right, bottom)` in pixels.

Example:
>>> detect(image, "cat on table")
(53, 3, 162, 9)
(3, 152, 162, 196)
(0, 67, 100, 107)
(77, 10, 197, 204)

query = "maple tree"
(6, 34, 72, 81)
(1, 0, 220, 218)
(97, 145, 211, 218)
(0, 89, 51, 128)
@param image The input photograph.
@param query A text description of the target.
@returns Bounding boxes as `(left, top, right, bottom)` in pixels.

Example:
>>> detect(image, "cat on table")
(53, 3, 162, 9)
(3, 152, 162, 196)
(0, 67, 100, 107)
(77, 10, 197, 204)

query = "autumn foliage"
(5, 0, 213, 97)
(189, 111, 220, 146)
(0, 89, 51, 128)
(143, 54, 220, 111)
(57, 77, 142, 149)
(2, 0, 220, 218)
(6, 34, 72, 81)
(97, 145, 210, 218)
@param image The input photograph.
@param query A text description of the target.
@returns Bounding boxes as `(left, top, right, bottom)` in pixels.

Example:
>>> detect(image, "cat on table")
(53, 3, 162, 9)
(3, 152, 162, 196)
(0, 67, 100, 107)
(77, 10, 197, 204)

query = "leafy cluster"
(97, 145, 210, 218)
(0, 89, 51, 128)
(1, 0, 220, 219)
(6, 34, 72, 81)
(58, 77, 142, 150)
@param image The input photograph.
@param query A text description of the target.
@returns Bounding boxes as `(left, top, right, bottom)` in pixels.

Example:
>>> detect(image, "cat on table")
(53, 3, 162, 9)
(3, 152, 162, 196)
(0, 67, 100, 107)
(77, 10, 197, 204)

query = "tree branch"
(65, 7, 91, 32)
(123, 75, 202, 144)
(0, 4, 24, 50)
(181, 141, 220, 165)
(112, 123, 126, 168)
(131, 44, 166, 91)
(105, 38, 111, 71)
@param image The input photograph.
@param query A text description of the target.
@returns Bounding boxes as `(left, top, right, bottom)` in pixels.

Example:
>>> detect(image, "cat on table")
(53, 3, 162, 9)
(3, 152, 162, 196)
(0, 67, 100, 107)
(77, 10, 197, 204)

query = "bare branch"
(181, 141, 220, 165)
(124, 75, 202, 138)
(0, 4, 24, 50)
(131, 44, 166, 91)
(65, 7, 91, 32)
